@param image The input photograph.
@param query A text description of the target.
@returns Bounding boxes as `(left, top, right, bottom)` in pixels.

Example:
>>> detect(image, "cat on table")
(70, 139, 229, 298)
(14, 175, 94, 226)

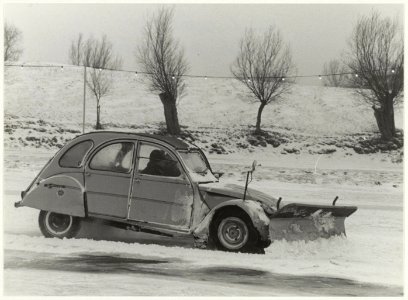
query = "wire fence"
(5, 62, 397, 80)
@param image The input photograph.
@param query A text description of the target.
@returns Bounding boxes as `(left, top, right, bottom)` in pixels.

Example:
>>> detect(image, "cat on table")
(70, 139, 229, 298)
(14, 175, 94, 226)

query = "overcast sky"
(4, 3, 404, 85)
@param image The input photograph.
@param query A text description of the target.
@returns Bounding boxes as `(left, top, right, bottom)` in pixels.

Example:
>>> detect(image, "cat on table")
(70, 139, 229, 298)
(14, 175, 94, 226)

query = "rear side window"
(90, 142, 134, 173)
(59, 140, 93, 168)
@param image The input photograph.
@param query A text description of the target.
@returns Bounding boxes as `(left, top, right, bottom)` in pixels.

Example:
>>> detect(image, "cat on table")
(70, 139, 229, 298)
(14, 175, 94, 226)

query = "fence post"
(83, 66, 86, 133)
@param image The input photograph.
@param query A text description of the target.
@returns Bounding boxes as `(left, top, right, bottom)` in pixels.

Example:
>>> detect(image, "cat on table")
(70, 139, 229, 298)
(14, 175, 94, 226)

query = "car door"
(128, 142, 194, 229)
(85, 140, 136, 219)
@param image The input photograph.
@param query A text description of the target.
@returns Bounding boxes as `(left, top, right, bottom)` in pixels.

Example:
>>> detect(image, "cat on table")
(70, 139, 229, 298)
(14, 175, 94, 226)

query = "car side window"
(59, 140, 93, 168)
(90, 142, 134, 173)
(137, 143, 181, 177)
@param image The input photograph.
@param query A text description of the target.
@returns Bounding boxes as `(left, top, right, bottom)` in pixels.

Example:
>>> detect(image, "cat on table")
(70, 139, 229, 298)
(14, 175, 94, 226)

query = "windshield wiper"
(195, 169, 209, 175)
(198, 180, 217, 184)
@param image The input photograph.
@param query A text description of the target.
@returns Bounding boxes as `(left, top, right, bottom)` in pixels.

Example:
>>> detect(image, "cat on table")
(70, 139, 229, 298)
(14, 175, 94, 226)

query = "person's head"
(122, 143, 133, 151)
(149, 149, 166, 162)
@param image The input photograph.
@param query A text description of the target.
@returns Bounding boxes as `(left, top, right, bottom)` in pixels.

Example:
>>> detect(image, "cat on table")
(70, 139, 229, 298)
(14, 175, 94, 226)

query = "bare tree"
(4, 22, 23, 62)
(346, 11, 403, 140)
(322, 59, 350, 87)
(69, 34, 122, 129)
(231, 27, 294, 134)
(69, 33, 83, 66)
(137, 7, 189, 135)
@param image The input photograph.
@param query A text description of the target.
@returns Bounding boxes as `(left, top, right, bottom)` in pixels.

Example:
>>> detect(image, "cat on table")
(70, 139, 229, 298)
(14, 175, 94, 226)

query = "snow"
(2, 63, 404, 296)
(185, 167, 218, 183)
(4, 65, 403, 134)
(3, 153, 403, 294)
(5, 268, 283, 296)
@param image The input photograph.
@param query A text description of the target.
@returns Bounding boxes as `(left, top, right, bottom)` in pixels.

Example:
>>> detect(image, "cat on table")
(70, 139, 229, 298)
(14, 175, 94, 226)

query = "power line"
(4, 63, 397, 80)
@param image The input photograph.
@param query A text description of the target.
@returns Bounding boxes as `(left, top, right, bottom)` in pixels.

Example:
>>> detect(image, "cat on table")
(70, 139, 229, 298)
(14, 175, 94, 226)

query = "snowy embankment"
(4, 64, 403, 135)
(3, 63, 404, 295)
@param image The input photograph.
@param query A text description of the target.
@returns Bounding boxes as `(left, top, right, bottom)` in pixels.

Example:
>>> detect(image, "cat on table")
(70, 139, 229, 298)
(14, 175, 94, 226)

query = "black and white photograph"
(2, 1, 405, 297)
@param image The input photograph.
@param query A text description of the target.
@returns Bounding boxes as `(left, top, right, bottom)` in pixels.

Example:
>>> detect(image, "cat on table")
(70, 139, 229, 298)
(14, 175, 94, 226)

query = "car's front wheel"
(211, 208, 264, 254)
(39, 210, 81, 238)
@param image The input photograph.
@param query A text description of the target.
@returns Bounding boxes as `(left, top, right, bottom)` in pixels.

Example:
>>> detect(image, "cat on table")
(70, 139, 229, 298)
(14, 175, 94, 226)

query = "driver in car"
(142, 149, 181, 177)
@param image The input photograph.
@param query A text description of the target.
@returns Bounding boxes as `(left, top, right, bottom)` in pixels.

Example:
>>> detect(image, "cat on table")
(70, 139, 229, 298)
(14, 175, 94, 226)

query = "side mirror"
(251, 160, 257, 172)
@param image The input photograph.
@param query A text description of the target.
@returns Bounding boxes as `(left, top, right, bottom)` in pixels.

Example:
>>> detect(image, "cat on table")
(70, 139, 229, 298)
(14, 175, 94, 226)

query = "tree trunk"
(255, 102, 266, 134)
(96, 101, 102, 130)
(159, 92, 181, 135)
(372, 98, 395, 141)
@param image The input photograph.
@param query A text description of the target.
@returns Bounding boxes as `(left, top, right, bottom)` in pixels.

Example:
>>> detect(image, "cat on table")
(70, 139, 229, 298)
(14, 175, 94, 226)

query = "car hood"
(198, 182, 279, 208)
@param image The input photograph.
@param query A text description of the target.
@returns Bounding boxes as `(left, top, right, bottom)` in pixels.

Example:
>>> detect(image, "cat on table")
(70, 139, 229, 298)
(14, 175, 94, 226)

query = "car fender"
(20, 174, 86, 217)
(192, 199, 271, 245)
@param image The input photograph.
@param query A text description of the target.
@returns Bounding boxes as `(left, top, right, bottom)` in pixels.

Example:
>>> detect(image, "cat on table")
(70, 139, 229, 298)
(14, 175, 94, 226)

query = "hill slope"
(4, 64, 403, 135)
(4, 64, 404, 167)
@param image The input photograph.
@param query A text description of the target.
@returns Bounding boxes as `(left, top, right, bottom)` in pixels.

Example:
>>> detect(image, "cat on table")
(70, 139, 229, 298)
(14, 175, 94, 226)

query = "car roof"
(77, 131, 192, 150)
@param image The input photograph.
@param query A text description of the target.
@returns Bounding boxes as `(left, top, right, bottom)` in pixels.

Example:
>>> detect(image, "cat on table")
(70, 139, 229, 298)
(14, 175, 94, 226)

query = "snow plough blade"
(269, 203, 357, 241)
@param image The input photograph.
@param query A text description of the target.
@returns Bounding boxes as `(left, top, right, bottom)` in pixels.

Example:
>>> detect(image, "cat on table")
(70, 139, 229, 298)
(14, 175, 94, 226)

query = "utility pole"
(83, 66, 86, 133)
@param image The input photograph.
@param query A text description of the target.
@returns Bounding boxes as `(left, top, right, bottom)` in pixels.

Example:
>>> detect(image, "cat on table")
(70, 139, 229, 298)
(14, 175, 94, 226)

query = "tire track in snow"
(4, 250, 402, 296)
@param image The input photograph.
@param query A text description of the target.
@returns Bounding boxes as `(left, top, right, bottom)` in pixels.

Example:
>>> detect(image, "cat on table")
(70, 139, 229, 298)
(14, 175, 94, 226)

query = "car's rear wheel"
(211, 208, 264, 254)
(39, 210, 81, 238)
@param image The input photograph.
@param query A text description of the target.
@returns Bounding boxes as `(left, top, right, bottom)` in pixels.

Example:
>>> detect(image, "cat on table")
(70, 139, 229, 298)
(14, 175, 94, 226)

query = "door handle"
(134, 178, 140, 183)
(85, 172, 91, 177)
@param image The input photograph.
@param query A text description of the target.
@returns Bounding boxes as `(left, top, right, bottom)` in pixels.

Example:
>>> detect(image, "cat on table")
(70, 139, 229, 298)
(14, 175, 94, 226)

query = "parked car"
(15, 131, 357, 253)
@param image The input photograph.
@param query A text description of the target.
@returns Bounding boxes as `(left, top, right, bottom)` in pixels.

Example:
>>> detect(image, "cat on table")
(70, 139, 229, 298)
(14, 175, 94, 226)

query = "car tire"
(211, 208, 263, 254)
(39, 210, 81, 239)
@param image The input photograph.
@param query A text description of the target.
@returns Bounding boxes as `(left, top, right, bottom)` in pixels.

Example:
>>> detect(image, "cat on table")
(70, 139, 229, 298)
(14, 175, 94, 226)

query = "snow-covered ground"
(4, 64, 403, 135)
(3, 148, 403, 296)
(2, 64, 404, 296)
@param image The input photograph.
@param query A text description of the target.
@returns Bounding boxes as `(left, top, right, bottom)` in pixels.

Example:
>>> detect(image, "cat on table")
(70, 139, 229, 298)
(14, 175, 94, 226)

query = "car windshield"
(178, 150, 217, 182)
